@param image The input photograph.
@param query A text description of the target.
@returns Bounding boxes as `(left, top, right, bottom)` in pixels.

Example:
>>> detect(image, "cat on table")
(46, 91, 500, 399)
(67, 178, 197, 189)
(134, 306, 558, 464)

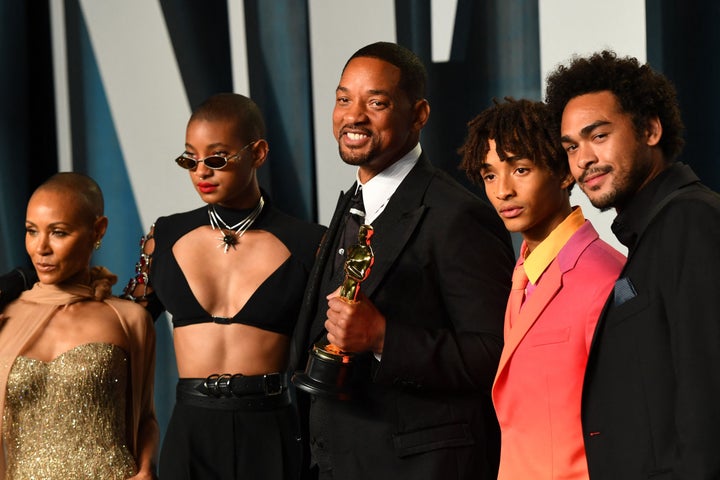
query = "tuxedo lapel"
(359, 155, 434, 298)
(316, 188, 355, 285)
(361, 206, 425, 298)
(293, 189, 353, 363)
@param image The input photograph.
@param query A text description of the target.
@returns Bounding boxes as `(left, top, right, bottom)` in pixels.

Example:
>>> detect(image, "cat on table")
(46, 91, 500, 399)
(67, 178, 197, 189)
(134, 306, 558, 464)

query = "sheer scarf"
(0, 267, 156, 478)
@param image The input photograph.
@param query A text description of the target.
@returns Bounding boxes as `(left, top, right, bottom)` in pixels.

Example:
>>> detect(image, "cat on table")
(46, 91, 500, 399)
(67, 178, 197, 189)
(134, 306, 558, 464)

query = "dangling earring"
(94, 240, 102, 250)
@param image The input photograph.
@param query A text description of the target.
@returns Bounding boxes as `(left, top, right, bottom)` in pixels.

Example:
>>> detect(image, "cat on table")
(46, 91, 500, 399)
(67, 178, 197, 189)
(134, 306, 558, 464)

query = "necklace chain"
(207, 196, 264, 253)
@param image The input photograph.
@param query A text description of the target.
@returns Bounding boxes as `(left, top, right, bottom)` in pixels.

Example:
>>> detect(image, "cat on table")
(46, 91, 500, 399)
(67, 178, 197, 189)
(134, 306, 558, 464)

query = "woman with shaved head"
(0, 172, 158, 479)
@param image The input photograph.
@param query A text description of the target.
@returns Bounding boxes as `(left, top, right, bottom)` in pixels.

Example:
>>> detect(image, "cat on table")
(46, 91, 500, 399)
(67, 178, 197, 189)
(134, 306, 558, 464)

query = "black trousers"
(159, 383, 302, 480)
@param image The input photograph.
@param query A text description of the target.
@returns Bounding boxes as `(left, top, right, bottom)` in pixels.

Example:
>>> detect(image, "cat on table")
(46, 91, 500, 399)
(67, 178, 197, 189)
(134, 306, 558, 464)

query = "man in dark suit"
(546, 50, 720, 479)
(291, 42, 514, 480)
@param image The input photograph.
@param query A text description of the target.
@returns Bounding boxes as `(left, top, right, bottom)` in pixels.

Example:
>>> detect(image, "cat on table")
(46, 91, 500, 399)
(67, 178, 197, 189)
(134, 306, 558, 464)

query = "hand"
(127, 469, 156, 480)
(325, 288, 386, 354)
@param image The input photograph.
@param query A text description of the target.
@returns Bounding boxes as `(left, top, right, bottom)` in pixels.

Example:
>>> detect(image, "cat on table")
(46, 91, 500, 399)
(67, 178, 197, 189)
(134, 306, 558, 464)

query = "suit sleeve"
(661, 200, 720, 477)
(0, 267, 37, 310)
(373, 196, 513, 394)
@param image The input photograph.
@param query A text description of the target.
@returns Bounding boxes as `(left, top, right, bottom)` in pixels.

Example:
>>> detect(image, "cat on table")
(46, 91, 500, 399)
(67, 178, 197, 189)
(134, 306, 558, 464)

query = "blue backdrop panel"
(65, 0, 178, 442)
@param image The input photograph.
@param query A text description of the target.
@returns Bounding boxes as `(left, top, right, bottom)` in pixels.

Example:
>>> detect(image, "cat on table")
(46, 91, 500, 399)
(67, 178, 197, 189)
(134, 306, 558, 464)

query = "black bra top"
(148, 199, 325, 336)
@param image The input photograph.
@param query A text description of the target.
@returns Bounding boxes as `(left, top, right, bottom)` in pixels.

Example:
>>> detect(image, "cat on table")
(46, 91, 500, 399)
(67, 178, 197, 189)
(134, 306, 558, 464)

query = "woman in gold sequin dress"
(0, 173, 158, 480)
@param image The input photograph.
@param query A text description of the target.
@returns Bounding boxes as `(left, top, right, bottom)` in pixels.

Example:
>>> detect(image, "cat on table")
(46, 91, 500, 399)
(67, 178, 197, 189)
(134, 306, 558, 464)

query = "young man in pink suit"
(460, 98, 625, 479)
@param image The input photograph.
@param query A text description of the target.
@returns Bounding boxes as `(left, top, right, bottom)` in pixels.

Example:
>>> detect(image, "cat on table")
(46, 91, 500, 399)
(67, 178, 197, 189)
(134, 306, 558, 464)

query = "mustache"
(578, 165, 612, 184)
(340, 124, 371, 136)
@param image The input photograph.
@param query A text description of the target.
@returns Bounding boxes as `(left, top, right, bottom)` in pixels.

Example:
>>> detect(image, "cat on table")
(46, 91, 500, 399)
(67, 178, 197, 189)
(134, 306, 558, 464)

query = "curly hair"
(459, 97, 571, 188)
(545, 50, 684, 160)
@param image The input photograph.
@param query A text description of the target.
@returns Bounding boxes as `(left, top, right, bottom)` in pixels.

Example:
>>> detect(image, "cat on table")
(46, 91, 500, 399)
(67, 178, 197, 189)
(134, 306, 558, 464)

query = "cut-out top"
(148, 201, 325, 336)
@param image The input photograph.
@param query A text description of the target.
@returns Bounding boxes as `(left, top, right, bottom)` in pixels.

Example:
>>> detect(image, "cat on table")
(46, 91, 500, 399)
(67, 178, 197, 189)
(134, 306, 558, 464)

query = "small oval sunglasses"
(175, 140, 259, 170)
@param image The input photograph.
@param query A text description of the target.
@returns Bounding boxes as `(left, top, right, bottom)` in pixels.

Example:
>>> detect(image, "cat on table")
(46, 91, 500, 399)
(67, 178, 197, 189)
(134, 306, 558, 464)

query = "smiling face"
(482, 139, 573, 250)
(183, 118, 266, 209)
(560, 91, 665, 211)
(25, 188, 105, 285)
(332, 56, 429, 182)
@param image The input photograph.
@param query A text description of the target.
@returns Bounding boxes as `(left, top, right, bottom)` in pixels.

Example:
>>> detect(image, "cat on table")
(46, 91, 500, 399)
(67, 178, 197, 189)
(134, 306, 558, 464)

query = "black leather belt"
(196, 372, 286, 397)
(176, 373, 291, 411)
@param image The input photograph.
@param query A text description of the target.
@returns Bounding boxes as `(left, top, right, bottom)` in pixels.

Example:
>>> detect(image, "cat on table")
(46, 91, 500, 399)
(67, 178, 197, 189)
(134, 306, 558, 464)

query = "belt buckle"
(263, 373, 283, 396)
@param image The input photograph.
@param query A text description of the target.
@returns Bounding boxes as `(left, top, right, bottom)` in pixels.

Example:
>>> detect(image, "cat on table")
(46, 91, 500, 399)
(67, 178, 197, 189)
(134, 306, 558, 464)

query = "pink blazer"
(492, 221, 624, 480)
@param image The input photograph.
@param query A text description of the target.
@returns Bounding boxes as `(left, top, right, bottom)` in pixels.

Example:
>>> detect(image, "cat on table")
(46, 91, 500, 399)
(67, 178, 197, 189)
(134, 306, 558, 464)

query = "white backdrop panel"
(79, 0, 197, 229)
(308, 0, 397, 225)
(539, 0, 647, 254)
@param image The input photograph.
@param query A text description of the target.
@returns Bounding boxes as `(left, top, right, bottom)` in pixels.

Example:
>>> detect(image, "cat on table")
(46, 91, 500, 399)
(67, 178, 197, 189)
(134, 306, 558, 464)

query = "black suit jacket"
(291, 154, 514, 480)
(582, 164, 720, 479)
(0, 267, 36, 311)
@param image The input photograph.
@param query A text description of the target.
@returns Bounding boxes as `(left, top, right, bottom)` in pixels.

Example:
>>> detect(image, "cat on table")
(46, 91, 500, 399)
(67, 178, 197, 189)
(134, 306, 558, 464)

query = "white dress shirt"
(354, 143, 421, 224)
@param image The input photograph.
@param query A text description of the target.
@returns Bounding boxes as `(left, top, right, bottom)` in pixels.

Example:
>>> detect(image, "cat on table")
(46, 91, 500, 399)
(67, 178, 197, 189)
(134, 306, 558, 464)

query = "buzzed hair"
(36, 172, 104, 222)
(459, 97, 572, 189)
(189, 93, 266, 143)
(345, 42, 427, 103)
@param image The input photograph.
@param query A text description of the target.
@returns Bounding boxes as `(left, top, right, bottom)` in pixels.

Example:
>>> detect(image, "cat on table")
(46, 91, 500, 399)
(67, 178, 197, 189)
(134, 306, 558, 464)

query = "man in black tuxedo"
(291, 42, 514, 480)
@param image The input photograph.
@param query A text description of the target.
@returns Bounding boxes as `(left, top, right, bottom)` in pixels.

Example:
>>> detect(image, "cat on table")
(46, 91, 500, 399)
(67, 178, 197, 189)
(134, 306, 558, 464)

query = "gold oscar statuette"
(293, 224, 375, 399)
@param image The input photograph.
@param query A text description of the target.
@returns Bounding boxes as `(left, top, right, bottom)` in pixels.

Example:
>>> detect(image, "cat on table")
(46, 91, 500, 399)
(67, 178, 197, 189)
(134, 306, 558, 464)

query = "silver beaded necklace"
(207, 196, 264, 253)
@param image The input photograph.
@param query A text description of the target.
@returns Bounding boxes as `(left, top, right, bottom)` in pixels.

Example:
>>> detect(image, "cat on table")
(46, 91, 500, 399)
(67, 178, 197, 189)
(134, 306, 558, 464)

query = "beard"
(582, 149, 655, 211)
(338, 142, 380, 167)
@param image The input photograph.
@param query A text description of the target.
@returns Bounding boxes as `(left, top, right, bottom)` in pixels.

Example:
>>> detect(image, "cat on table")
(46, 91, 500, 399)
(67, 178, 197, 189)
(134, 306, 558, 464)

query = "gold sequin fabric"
(3, 343, 137, 479)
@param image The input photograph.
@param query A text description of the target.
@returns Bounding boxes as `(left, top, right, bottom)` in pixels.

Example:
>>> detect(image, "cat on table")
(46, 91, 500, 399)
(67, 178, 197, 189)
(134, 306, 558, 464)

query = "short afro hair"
(345, 42, 427, 103)
(545, 50, 684, 161)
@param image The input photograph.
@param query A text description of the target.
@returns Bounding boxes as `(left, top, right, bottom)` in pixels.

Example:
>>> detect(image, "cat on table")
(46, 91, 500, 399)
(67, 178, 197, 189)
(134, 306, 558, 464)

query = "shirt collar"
(355, 143, 421, 224)
(522, 206, 585, 284)
(611, 163, 700, 249)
